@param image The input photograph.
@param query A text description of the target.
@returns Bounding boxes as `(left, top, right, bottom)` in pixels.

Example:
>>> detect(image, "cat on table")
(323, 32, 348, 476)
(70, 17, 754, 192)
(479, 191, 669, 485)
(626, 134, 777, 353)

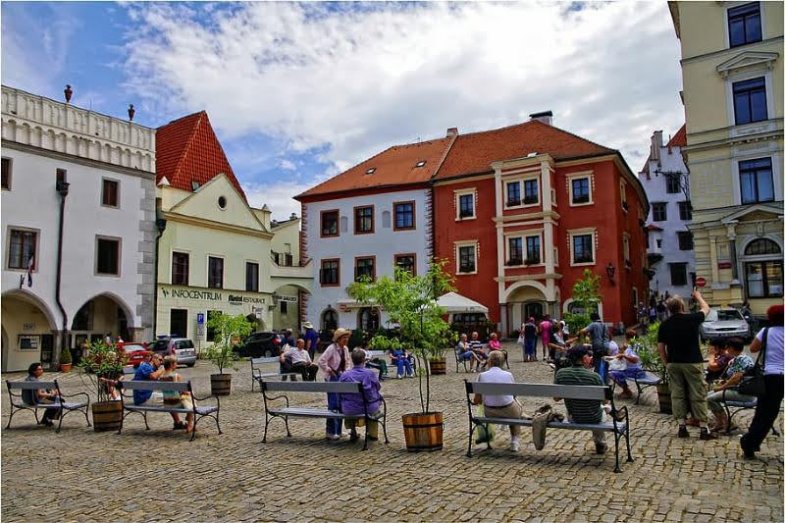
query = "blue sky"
(2, 1, 684, 220)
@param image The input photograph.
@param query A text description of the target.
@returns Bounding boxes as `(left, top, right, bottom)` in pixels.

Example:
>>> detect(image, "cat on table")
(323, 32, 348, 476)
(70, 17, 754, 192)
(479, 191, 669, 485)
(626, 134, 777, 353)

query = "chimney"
(446, 127, 458, 137)
(651, 130, 663, 162)
(529, 111, 553, 125)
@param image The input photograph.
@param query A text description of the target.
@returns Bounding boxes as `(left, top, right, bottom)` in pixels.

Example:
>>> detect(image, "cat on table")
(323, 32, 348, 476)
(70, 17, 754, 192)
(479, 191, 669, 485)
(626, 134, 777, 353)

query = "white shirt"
(607, 340, 619, 357)
(756, 326, 783, 375)
(477, 366, 515, 407)
(286, 347, 312, 365)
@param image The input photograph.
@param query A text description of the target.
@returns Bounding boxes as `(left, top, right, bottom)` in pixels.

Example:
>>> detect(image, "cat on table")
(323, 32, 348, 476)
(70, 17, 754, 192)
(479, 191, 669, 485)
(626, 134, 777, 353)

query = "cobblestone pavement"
(2, 342, 783, 522)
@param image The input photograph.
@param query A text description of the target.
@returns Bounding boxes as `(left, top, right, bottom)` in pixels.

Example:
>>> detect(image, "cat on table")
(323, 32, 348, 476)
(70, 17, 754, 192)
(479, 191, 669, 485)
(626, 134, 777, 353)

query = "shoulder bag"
(738, 328, 768, 397)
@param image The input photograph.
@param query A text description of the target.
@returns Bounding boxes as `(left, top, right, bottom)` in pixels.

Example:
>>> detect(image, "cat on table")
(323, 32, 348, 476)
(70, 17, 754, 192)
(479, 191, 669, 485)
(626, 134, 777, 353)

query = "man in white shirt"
(471, 350, 523, 452)
(281, 339, 319, 381)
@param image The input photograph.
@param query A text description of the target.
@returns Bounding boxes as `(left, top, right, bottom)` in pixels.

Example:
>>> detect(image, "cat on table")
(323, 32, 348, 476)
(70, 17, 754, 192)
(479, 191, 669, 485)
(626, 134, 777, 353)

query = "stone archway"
(71, 293, 136, 346)
(1, 290, 58, 372)
(505, 283, 548, 337)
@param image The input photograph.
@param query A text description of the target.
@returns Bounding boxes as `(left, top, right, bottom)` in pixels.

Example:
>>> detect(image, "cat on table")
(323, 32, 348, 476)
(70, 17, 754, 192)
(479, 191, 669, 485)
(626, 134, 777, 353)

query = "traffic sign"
(695, 277, 707, 288)
(196, 312, 205, 325)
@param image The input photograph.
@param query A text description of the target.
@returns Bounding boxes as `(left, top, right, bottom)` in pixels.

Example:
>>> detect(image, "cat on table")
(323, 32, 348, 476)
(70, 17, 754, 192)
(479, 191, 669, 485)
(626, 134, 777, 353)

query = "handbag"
(474, 406, 495, 444)
(738, 328, 767, 397)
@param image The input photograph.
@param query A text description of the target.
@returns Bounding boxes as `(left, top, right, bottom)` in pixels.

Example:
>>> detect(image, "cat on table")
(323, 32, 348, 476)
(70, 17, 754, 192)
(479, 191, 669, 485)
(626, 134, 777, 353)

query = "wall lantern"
(606, 262, 616, 284)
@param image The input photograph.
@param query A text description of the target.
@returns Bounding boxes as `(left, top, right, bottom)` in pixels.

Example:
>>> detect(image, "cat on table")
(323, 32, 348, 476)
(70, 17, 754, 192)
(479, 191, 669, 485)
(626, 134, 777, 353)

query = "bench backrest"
(251, 357, 280, 366)
(117, 380, 192, 393)
(465, 380, 610, 401)
(261, 380, 361, 394)
(7, 379, 60, 391)
(365, 350, 386, 360)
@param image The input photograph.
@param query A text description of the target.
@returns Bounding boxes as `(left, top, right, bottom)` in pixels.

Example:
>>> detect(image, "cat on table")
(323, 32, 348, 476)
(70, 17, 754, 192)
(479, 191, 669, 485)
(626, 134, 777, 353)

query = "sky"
(1, 1, 684, 220)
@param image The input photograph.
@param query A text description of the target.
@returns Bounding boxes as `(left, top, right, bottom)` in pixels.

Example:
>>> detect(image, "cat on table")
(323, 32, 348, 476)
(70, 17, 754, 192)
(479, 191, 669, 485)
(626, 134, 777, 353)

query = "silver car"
(151, 337, 197, 367)
(700, 308, 752, 343)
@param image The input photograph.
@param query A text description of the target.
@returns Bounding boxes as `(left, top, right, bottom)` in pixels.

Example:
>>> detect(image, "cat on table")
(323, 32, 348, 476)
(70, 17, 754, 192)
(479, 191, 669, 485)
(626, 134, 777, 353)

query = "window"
(354, 206, 374, 234)
(206, 310, 221, 342)
(620, 179, 628, 211)
(677, 231, 694, 251)
(678, 201, 693, 221)
(2, 158, 11, 190)
(393, 202, 415, 230)
(746, 261, 783, 297)
(745, 238, 781, 255)
(102, 179, 119, 207)
(8, 229, 36, 270)
(623, 234, 631, 264)
(358, 307, 380, 333)
(170, 309, 188, 339)
(523, 179, 539, 204)
(458, 193, 475, 219)
(507, 237, 523, 265)
(171, 252, 189, 285)
(246, 262, 259, 292)
(570, 177, 591, 205)
(571, 234, 594, 264)
(733, 77, 767, 125)
(321, 210, 339, 237)
(355, 257, 375, 282)
(652, 202, 667, 222)
(506, 181, 521, 207)
(320, 259, 340, 286)
(739, 158, 774, 204)
(394, 254, 416, 276)
(665, 173, 680, 194)
(728, 2, 761, 48)
(208, 256, 223, 289)
(280, 301, 288, 314)
(457, 244, 477, 274)
(96, 237, 120, 275)
(669, 262, 688, 286)
(525, 236, 541, 264)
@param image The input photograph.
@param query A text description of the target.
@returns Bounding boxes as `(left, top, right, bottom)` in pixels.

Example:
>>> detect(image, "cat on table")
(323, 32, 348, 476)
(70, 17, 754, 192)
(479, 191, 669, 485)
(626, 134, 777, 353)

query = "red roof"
(296, 136, 454, 199)
(156, 111, 246, 201)
(646, 224, 663, 231)
(434, 120, 614, 180)
(667, 124, 687, 148)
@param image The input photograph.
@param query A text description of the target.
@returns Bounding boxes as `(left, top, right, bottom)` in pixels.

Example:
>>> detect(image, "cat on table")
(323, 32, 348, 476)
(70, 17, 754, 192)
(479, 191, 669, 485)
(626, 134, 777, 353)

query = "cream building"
(670, 1, 784, 316)
(270, 214, 310, 331)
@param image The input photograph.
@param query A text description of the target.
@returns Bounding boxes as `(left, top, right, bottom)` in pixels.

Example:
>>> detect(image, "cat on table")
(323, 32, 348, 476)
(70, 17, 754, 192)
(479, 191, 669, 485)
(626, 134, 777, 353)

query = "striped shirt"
(554, 365, 603, 424)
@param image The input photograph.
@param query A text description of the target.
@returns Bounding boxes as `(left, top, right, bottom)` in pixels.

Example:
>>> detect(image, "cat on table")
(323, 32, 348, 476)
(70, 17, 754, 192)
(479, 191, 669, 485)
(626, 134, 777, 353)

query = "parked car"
(150, 337, 197, 367)
(118, 342, 151, 367)
(234, 332, 282, 358)
(700, 308, 752, 343)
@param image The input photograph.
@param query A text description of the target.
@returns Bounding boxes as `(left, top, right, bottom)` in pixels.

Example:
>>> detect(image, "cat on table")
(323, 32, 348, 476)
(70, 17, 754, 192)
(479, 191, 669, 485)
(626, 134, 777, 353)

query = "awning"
(436, 292, 489, 314)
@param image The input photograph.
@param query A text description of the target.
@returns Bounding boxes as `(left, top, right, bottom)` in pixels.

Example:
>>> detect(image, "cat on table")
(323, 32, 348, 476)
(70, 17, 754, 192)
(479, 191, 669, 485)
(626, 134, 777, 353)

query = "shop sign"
(228, 295, 266, 305)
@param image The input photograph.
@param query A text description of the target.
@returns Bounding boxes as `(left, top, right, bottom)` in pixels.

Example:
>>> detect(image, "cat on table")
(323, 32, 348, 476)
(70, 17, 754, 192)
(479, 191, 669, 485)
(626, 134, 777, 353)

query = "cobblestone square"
(2, 343, 783, 522)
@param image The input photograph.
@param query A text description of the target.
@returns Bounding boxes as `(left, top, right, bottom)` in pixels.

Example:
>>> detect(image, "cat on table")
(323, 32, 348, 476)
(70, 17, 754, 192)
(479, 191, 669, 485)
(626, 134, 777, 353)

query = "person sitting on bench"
(133, 353, 185, 430)
(160, 356, 195, 433)
(707, 338, 754, 433)
(609, 329, 647, 399)
(471, 350, 523, 452)
(457, 333, 482, 373)
(390, 346, 414, 378)
(339, 349, 383, 442)
(22, 362, 60, 427)
(280, 339, 319, 381)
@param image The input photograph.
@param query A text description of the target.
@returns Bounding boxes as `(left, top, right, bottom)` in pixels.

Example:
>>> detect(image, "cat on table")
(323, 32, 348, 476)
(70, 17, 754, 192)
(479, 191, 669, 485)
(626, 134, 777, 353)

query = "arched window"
(321, 309, 338, 332)
(358, 307, 380, 334)
(745, 238, 781, 256)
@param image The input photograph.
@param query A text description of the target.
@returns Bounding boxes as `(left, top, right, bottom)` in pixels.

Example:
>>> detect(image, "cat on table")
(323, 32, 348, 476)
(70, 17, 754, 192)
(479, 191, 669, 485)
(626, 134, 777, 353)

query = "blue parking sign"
(197, 313, 205, 325)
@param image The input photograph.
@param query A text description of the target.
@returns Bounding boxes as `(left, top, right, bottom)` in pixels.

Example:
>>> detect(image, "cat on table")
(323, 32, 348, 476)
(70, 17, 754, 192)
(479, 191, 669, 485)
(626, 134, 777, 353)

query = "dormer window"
(415, 160, 426, 168)
(365, 167, 376, 175)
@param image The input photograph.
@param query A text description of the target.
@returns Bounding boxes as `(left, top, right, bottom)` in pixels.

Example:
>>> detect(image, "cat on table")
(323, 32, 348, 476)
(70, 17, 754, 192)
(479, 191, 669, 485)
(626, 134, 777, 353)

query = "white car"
(700, 308, 752, 343)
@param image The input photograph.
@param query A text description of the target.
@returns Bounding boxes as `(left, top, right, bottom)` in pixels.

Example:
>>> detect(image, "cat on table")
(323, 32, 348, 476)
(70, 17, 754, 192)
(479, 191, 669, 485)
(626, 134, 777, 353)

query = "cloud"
(120, 2, 683, 209)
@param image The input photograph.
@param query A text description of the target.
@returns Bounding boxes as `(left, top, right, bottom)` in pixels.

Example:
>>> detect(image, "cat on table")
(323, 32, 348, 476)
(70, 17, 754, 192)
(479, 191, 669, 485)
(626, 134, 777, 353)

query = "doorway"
(524, 302, 544, 321)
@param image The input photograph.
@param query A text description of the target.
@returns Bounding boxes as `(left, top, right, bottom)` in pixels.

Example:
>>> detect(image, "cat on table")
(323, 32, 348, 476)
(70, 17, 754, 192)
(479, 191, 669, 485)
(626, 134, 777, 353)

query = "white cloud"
(121, 2, 684, 207)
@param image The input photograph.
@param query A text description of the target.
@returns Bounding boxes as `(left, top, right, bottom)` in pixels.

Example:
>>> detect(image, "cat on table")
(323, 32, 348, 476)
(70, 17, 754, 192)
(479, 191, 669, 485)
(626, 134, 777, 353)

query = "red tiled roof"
(667, 124, 686, 148)
(156, 111, 246, 201)
(296, 137, 454, 199)
(646, 224, 663, 231)
(434, 120, 615, 180)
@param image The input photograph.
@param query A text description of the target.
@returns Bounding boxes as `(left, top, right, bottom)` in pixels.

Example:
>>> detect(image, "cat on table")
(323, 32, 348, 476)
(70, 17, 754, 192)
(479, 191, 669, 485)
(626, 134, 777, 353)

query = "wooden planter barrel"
(656, 383, 672, 415)
(210, 373, 232, 396)
(92, 401, 123, 432)
(428, 358, 447, 375)
(402, 411, 444, 452)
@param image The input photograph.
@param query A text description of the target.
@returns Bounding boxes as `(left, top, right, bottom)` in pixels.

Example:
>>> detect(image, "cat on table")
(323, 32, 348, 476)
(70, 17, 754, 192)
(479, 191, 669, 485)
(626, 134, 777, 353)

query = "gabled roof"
(434, 120, 615, 180)
(667, 124, 687, 148)
(156, 111, 246, 201)
(296, 136, 454, 200)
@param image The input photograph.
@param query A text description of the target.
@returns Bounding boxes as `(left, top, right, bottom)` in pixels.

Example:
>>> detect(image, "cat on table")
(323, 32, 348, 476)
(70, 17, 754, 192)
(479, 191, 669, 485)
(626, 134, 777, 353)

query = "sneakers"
(699, 429, 718, 441)
(677, 426, 689, 438)
(326, 433, 341, 441)
(595, 442, 608, 455)
(397, 374, 403, 379)
(508, 439, 521, 453)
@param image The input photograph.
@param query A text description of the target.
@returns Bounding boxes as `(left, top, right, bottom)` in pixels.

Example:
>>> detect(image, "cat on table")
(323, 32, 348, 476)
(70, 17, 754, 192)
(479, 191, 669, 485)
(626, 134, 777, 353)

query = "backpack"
(591, 322, 610, 355)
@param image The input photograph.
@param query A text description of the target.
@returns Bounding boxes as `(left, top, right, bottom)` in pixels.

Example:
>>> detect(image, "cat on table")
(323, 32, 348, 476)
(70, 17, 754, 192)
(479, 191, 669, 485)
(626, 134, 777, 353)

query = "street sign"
(695, 277, 707, 288)
(196, 312, 205, 325)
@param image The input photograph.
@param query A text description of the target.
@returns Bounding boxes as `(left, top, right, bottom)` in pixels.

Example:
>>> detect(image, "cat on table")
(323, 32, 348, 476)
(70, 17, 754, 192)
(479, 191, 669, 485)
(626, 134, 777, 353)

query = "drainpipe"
(55, 178, 70, 366)
(152, 199, 167, 337)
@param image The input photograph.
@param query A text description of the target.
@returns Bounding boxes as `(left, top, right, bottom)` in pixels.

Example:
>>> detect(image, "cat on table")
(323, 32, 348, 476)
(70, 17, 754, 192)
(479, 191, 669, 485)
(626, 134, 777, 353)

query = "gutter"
(55, 178, 69, 366)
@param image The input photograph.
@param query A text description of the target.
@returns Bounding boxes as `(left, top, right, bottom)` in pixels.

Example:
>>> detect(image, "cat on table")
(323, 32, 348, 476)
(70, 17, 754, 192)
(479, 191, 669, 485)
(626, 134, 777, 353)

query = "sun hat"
(332, 328, 352, 342)
(303, 321, 313, 329)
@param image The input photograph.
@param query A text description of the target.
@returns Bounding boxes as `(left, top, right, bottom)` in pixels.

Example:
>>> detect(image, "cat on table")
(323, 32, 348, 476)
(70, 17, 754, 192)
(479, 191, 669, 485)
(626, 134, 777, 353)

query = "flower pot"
(59, 363, 73, 373)
(92, 401, 123, 432)
(210, 373, 232, 396)
(428, 358, 447, 375)
(402, 411, 444, 452)
(656, 383, 672, 415)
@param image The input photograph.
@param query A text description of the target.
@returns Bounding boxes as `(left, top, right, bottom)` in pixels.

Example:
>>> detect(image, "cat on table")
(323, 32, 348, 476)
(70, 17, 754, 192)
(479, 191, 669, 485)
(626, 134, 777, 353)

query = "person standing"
(538, 316, 553, 361)
(303, 321, 320, 361)
(317, 328, 353, 440)
(657, 290, 717, 440)
(580, 313, 610, 373)
(740, 305, 784, 459)
(522, 317, 538, 362)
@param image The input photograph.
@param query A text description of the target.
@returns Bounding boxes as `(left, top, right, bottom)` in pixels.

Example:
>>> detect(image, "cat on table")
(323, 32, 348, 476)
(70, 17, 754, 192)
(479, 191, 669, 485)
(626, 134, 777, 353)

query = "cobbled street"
(2, 342, 783, 522)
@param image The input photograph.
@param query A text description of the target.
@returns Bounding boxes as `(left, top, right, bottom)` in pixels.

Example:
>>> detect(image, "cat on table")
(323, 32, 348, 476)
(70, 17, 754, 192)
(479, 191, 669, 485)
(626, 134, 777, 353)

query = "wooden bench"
(464, 381, 633, 473)
(116, 380, 221, 441)
(260, 380, 389, 450)
(631, 371, 662, 405)
(5, 379, 90, 433)
(250, 357, 299, 391)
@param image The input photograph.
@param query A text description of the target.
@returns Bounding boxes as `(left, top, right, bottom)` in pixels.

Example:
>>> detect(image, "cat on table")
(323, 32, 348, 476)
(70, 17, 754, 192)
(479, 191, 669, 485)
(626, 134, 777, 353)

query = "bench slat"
(269, 407, 365, 419)
(262, 381, 361, 394)
(473, 416, 626, 432)
(251, 357, 280, 365)
(467, 381, 609, 401)
(7, 380, 59, 390)
(118, 381, 191, 392)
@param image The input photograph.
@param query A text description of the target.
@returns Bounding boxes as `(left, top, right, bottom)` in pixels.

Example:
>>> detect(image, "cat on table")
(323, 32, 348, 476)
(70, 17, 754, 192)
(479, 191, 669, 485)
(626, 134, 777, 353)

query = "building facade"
(670, 1, 784, 316)
(640, 126, 696, 298)
(1, 85, 156, 371)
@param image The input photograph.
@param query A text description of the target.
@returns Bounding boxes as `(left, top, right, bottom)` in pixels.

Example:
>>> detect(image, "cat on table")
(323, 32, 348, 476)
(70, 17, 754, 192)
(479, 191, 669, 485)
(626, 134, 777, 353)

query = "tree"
(564, 269, 602, 337)
(348, 260, 456, 413)
(205, 313, 253, 374)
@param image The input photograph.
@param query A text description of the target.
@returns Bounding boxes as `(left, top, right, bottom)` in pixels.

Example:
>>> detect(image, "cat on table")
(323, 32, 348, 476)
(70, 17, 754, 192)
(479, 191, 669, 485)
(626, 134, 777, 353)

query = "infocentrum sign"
(160, 286, 266, 304)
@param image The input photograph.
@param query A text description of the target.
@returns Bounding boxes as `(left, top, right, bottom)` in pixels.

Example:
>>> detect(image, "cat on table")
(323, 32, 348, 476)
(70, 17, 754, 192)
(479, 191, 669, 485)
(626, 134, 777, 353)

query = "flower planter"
(59, 363, 73, 373)
(210, 373, 232, 396)
(402, 411, 444, 452)
(656, 383, 672, 415)
(428, 358, 447, 375)
(92, 401, 123, 432)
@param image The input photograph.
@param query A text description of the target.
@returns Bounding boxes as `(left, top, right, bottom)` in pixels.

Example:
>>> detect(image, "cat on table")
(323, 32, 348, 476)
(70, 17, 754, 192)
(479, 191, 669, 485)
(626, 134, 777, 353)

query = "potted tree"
(58, 343, 73, 373)
(79, 339, 127, 431)
(349, 261, 456, 451)
(564, 269, 601, 338)
(634, 321, 671, 414)
(205, 313, 253, 396)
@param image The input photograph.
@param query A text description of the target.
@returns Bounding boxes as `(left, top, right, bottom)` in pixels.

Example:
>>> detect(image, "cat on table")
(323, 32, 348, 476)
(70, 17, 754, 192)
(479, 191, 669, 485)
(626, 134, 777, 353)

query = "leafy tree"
(205, 313, 253, 374)
(348, 260, 457, 413)
(564, 269, 602, 336)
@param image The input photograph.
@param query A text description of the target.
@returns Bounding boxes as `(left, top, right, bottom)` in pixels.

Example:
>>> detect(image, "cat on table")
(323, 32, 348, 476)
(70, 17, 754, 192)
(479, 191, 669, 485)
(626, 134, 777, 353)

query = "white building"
(295, 137, 453, 336)
(640, 126, 695, 298)
(1, 85, 156, 371)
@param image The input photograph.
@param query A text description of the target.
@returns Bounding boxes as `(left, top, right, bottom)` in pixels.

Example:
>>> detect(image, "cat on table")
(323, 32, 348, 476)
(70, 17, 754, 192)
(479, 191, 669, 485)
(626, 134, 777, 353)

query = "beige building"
(670, 1, 783, 316)
(270, 214, 310, 331)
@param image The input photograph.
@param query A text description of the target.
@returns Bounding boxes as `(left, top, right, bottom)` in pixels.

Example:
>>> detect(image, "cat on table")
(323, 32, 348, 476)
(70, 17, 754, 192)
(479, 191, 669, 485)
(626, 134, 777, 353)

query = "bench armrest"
(59, 390, 90, 404)
(191, 391, 221, 411)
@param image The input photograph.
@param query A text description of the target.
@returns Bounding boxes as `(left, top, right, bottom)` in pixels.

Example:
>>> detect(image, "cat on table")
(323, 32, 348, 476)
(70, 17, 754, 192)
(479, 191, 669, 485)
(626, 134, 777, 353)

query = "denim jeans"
(326, 375, 342, 436)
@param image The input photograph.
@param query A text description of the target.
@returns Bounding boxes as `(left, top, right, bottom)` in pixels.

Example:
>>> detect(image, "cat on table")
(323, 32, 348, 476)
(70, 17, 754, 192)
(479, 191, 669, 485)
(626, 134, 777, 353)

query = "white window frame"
(731, 153, 782, 205)
(455, 189, 477, 220)
(620, 178, 628, 213)
(1, 157, 13, 191)
(722, 64, 775, 136)
(567, 172, 594, 207)
(6, 226, 39, 271)
(506, 235, 524, 266)
(455, 240, 478, 275)
(568, 228, 597, 267)
(724, 1, 766, 49)
(504, 175, 540, 209)
(524, 233, 544, 265)
(623, 232, 631, 267)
